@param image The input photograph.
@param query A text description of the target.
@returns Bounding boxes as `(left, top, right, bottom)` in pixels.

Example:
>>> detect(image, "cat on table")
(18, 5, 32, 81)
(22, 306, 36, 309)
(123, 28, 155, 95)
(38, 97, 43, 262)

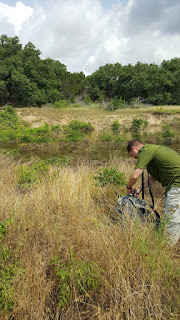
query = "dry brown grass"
(0, 154, 179, 320)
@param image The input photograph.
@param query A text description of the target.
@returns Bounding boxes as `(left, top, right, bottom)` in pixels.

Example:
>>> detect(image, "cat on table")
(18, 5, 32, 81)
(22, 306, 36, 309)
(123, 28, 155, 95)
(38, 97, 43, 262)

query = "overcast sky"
(0, 0, 180, 75)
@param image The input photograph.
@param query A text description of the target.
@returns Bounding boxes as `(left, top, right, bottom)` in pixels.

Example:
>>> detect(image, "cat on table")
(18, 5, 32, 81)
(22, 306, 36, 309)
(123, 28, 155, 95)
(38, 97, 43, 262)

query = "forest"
(1, 34, 180, 107)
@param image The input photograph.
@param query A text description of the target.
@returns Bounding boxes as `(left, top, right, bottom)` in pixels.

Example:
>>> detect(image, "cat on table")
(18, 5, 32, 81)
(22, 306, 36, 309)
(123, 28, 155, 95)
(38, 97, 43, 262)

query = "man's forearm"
(127, 176, 138, 188)
(127, 168, 144, 189)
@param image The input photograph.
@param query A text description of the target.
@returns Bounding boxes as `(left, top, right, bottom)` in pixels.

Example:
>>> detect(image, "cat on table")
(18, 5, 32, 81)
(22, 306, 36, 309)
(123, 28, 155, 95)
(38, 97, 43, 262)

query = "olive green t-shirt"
(135, 144, 180, 188)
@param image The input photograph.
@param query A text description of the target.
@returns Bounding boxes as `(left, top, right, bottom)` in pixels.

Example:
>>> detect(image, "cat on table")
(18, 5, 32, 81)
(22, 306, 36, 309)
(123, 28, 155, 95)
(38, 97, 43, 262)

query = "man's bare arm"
(127, 168, 144, 193)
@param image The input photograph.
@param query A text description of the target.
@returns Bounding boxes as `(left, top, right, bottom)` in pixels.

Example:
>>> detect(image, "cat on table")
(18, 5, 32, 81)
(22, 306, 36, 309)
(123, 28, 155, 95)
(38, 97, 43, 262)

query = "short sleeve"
(135, 148, 154, 169)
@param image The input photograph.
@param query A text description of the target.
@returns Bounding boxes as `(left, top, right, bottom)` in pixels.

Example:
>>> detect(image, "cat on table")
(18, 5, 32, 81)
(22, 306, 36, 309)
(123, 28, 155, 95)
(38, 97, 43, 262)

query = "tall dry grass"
(0, 153, 179, 320)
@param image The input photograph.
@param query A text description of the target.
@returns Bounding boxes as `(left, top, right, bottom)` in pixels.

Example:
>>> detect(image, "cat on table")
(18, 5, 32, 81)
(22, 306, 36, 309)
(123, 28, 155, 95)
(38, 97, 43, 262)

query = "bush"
(63, 120, 94, 142)
(17, 123, 51, 143)
(51, 249, 103, 309)
(0, 106, 19, 130)
(0, 218, 22, 316)
(51, 124, 61, 132)
(161, 125, 174, 139)
(111, 120, 120, 135)
(94, 167, 126, 187)
(53, 100, 68, 109)
(131, 118, 148, 132)
(16, 161, 49, 188)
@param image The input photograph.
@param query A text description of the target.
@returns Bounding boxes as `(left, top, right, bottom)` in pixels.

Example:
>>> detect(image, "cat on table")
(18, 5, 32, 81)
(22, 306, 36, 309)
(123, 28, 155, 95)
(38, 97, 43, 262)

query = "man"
(126, 139, 180, 245)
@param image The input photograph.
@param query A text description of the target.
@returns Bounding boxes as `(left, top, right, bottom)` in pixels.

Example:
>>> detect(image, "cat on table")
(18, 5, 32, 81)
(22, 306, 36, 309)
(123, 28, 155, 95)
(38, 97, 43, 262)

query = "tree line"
(0, 34, 84, 107)
(1, 34, 180, 107)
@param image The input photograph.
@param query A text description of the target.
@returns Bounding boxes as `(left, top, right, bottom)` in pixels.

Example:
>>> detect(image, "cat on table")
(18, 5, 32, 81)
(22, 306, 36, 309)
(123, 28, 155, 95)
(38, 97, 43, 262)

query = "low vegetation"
(0, 104, 179, 319)
(0, 153, 179, 320)
(0, 106, 94, 145)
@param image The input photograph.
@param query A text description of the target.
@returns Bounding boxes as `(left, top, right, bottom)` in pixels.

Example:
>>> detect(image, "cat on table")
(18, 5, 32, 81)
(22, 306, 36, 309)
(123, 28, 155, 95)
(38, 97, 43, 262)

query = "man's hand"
(136, 185, 142, 195)
(126, 185, 133, 194)
(126, 169, 144, 195)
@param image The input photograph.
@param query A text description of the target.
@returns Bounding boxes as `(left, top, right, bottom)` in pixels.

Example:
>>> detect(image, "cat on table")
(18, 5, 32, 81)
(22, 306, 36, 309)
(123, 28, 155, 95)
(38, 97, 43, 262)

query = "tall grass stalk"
(0, 154, 179, 320)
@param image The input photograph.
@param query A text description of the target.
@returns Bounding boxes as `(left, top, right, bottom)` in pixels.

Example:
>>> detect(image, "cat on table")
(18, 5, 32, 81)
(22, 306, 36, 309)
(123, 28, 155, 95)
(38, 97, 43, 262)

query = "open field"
(0, 105, 180, 319)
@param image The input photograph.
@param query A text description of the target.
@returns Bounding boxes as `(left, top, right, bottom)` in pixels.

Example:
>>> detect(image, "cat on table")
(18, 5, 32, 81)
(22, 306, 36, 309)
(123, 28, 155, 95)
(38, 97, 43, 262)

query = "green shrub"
(0, 218, 13, 240)
(54, 100, 68, 109)
(16, 161, 49, 188)
(94, 167, 126, 187)
(51, 124, 61, 132)
(0, 129, 17, 143)
(63, 120, 94, 142)
(51, 249, 103, 309)
(131, 118, 143, 131)
(17, 123, 51, 143)
(0, 218, 22, 315)
(0, 108, 54, 144)
(111, 120, 120, 135)
(161, 125, 174, 139)
(112, 96, 126, 109)
(0, 106, 19, 130)
(143, 120, 148, 128)
(131, 118, 148, 132)
(67, 120, 93, 133)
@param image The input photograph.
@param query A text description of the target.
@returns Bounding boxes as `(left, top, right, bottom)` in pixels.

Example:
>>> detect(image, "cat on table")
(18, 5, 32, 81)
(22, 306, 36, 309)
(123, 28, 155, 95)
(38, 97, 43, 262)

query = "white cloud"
(0, 0, 180, 74)
(0, 1, 33, 33)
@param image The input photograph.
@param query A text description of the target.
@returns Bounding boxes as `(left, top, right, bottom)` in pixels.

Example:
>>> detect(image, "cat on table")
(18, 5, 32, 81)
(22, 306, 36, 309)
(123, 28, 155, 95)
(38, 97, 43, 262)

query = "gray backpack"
(115, 193, 157, 225)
